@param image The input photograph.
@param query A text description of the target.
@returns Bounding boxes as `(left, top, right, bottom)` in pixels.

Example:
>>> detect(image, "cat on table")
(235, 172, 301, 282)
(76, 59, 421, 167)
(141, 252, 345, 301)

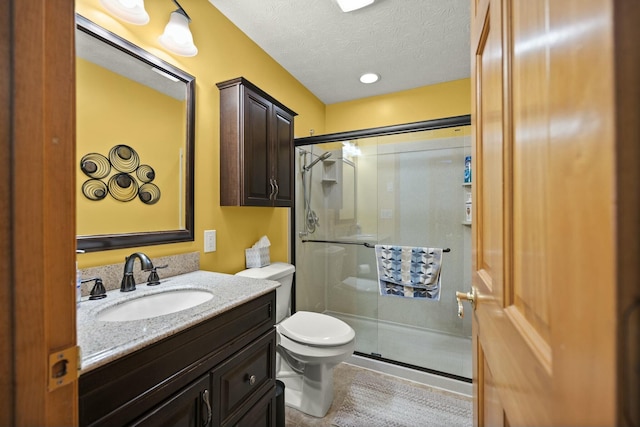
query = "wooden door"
(2, 0, 78, 425)
(468, 0, 634, 425)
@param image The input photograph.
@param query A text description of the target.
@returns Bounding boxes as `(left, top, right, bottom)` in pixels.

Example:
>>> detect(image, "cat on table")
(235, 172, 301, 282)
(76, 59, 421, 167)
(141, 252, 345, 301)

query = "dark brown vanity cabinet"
(217, 77, 297, 207)
(129, 375, 210, 427)
(79, 292, 277, 427)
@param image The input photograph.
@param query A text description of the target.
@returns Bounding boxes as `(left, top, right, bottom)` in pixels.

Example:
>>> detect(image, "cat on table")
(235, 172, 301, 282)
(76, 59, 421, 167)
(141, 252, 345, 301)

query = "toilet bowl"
(236, 262, 356, 418)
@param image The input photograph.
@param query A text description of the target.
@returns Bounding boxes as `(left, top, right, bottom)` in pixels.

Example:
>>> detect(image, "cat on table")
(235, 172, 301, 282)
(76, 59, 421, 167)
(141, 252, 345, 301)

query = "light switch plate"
(204, 230, 216, 252)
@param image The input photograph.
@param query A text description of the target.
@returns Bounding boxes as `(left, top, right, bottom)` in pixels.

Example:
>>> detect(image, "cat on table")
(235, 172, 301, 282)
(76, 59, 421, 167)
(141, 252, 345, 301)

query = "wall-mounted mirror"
(75, 14, 195, 252)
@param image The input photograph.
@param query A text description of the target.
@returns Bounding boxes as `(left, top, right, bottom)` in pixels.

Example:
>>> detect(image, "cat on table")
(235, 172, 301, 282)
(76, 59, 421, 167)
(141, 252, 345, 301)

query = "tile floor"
(284, 362, 471, 427)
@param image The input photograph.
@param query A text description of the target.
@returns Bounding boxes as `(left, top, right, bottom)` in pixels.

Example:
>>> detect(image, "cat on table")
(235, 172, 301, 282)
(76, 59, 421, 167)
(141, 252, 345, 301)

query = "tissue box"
(245, 246, 270, 268)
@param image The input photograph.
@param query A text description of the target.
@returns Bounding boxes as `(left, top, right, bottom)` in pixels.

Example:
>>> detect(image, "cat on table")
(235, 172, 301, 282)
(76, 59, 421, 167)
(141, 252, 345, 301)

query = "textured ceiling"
(207, 0, 470, 105)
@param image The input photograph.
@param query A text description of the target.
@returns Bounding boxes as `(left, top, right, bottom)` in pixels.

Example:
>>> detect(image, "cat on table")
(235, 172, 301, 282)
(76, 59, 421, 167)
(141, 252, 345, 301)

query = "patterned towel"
(374, 245, 443, 300)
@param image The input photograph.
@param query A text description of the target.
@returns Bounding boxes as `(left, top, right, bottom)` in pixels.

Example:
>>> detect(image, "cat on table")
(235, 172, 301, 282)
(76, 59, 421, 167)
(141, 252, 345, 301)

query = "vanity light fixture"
(359, 73, 380, 84)
(159, 0, 198, 57)
(99, 0, 150, 25)
(334, 0, 375, 13)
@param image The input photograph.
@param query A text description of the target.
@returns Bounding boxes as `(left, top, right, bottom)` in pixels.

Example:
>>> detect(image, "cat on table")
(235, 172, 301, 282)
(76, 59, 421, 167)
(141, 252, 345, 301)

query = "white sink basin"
(97, 289, 214, 322)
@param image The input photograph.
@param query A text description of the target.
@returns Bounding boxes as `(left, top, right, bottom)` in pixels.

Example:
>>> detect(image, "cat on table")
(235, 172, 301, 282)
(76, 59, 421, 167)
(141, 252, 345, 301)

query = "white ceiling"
(207, 0, 471, 105)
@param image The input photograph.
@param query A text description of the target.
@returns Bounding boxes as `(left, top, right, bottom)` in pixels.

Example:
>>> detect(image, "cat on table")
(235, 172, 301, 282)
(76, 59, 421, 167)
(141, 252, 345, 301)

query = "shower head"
(303, 152, 332, 172)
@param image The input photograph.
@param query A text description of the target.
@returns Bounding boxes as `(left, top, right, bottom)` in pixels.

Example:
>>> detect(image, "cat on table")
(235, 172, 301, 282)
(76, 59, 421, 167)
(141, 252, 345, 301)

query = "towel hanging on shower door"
(374, 245, 443, 301)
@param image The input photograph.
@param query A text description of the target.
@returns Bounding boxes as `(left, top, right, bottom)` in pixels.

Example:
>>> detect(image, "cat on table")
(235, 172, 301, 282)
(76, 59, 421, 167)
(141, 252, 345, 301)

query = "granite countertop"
(77, 270, 279, 374)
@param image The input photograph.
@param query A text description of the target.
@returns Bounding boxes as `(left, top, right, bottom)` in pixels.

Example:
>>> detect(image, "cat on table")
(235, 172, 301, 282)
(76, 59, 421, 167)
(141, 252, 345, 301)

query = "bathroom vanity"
(77, 271, 279, 427)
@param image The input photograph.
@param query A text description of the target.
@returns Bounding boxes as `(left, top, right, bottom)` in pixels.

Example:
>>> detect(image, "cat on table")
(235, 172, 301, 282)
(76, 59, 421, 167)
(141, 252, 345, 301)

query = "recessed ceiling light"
(334, 0, 375, 13)
(360, 73, 380, 84)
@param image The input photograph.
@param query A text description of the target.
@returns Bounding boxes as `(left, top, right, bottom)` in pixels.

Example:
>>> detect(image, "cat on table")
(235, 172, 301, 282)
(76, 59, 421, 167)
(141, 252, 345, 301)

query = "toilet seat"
(277, 332, 355, 363)
(278, 311, 355, 346)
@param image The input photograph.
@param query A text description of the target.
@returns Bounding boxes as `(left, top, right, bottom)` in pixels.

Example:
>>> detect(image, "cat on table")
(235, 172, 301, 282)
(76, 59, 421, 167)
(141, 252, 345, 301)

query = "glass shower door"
(294, 143, 380, 358)
(369, 132, 472, 379)
(294, 123, 472, 380)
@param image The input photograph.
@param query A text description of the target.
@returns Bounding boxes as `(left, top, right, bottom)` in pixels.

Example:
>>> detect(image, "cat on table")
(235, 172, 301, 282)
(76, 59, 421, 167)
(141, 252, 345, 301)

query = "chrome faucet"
(121, 252, 154, 292)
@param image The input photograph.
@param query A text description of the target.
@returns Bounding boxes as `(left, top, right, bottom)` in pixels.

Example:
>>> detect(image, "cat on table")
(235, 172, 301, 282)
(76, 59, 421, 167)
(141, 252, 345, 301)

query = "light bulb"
(159, 11, 198, 57)
(99, 0, 149, 25)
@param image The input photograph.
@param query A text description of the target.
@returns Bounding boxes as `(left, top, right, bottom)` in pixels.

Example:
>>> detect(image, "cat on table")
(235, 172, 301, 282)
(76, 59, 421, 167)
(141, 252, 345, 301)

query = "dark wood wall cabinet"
(217, 77, 297, 207)
(79, 292, 277, 427)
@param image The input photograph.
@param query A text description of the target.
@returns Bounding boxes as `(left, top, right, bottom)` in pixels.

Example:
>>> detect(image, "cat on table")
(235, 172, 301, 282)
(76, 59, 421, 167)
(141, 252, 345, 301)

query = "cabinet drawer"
(212, 329, 276, 426)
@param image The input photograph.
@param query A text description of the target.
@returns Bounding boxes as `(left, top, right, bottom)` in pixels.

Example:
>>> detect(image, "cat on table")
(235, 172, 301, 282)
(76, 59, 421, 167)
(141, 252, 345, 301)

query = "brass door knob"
(456, 288, 477, 318)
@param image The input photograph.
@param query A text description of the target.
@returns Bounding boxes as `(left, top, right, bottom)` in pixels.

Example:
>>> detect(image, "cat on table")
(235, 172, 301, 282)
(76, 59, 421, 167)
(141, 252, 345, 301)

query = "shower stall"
(293, 116, 472, 383)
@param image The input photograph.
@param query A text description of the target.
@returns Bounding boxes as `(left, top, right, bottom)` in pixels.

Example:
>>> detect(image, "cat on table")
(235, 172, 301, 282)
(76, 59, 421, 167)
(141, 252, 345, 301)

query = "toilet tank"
(235, 262, 295, 323)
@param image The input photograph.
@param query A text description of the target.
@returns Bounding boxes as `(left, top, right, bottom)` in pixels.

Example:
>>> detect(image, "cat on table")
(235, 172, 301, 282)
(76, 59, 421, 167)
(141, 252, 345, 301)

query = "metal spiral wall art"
(80, 145, 161, 204)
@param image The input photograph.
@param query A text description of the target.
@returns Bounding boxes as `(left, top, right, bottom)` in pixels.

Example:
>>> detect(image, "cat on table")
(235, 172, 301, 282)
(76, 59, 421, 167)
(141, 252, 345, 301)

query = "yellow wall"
(325, 78, 470, 133)
(75, 0, 325, 273)
(75, 0, 470, 274)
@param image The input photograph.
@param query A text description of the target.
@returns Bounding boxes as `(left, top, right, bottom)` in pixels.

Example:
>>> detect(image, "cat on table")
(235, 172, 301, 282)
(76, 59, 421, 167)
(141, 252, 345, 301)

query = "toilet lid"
(278, 311, 355, 346)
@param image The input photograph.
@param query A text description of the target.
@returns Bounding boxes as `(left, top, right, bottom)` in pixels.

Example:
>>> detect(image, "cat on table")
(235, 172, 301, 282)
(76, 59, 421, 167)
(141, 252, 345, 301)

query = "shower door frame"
(291, 114, 472, 382)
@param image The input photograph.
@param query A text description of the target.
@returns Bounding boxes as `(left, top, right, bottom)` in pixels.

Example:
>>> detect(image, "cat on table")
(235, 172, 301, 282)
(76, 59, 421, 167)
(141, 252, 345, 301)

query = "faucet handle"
(81, 277, 107, 300)
(146, 264, 168, 286)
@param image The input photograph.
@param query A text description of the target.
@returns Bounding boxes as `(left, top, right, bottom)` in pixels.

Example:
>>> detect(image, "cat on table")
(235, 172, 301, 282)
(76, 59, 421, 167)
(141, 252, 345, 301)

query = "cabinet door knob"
(273, 179, 279, 199)
(247, 374, 256, 385)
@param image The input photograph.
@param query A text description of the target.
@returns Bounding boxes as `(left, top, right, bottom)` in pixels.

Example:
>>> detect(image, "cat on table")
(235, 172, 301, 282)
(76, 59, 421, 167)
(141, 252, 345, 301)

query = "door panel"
(546, 0, 617, 423)
(482, 358, 504, 427)
(475, 0, 504, 301)
(272, 106, 294, 206)
(12, 0, 78, 425)
(511, 0, 551, 343)
(244, 90, 272, 205)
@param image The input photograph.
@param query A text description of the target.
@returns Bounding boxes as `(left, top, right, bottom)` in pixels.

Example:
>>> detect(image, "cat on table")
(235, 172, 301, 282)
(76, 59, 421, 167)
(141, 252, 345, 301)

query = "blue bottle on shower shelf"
(464, 156, 472, 183)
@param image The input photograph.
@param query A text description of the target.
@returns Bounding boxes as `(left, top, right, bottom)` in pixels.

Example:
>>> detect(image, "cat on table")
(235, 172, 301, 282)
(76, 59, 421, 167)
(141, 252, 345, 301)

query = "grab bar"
(301, 239, 451, 252)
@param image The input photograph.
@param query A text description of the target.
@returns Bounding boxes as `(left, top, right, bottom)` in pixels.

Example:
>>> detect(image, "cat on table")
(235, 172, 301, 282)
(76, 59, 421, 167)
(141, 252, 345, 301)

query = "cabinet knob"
(273, 179, 279, 199)
(247, 374, 256, 386)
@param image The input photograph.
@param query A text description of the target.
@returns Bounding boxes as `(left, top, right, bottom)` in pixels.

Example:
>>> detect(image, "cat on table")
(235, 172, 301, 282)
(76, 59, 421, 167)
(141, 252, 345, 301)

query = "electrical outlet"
(204, 230, 216, 253)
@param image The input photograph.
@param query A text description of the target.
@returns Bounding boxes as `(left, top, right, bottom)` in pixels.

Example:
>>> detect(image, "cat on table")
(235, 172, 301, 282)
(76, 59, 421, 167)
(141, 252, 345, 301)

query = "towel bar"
(301, 239, 451, 252)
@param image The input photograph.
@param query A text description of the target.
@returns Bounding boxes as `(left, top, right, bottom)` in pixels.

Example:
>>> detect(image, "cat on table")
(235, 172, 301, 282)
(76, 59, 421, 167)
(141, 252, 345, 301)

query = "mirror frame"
(76, 14, 195, 252)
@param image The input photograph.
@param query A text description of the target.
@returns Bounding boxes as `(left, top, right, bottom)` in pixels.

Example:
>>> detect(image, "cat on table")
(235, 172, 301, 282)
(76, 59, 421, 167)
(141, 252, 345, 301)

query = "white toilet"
(236, 262, 356, 418)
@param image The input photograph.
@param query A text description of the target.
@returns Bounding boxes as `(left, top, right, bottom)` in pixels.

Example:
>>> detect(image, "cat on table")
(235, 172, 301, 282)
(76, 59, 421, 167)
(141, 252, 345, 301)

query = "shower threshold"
(327, 311, 472, 393)
(346, 353, 472, 397)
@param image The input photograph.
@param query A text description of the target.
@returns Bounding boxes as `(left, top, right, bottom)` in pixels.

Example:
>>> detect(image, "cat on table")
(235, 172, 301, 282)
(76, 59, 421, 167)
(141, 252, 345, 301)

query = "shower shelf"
(322, 159, 338, 183)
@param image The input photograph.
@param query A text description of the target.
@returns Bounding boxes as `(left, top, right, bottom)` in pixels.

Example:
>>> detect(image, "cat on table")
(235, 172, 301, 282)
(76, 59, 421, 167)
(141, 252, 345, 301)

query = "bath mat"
(331, 372, 472, 427)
